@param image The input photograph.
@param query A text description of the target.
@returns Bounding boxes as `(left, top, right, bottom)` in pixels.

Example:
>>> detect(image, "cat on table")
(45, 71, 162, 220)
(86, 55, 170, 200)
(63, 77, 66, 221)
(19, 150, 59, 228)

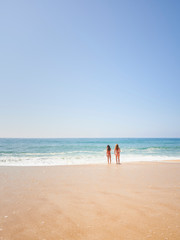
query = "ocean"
(0, 138, 180, 166)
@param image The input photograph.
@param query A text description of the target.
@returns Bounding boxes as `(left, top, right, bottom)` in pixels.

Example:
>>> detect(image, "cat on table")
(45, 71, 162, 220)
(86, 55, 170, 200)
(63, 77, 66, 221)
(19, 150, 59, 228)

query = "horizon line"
(0, 137, 180, 139)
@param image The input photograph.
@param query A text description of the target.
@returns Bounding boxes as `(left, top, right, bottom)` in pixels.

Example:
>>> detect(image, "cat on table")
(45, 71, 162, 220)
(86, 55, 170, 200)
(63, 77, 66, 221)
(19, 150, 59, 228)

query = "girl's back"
(114, 144, 120, 155)
(107, 145, 111, 155)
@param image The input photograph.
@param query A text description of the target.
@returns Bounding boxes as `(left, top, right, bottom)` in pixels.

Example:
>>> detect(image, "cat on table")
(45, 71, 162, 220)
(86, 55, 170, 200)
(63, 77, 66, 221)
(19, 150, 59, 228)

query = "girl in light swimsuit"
(114, 144, 120, 164)
(106, 145, 111, 164)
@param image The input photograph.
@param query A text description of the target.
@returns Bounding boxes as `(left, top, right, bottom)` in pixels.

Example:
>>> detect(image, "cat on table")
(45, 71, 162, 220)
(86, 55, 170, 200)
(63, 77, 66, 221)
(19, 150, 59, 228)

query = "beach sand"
(0, 162, 180, 240)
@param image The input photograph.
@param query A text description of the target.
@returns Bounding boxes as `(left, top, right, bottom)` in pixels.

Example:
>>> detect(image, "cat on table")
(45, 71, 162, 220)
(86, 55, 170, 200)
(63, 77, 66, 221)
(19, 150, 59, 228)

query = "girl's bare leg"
(110, 155, 111, 164)
(118, 154, 120, 164)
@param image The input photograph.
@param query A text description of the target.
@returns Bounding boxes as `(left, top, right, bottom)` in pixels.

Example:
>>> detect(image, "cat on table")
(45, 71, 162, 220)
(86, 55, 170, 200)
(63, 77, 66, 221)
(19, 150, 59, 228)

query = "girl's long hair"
(115, 144, 119, 150)
(107, 145, 111, 151)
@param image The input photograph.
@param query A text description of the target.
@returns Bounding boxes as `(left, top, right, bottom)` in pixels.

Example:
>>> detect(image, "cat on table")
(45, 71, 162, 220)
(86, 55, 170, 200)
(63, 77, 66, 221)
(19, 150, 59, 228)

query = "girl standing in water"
(106, 145, 111, 164)
(114, 144, 120, 164)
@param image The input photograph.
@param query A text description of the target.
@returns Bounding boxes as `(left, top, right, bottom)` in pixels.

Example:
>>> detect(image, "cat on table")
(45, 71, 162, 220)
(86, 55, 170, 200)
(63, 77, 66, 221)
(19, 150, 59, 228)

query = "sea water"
(0, 138, 180, 166)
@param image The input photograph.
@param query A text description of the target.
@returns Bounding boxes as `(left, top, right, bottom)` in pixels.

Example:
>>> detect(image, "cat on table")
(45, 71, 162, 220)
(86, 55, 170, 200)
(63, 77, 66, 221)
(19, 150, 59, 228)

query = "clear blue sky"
(0, 0, 180, 138)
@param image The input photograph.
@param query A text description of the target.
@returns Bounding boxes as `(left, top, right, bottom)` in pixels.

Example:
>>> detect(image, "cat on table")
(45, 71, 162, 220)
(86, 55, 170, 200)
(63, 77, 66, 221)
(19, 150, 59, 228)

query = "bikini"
(107, 150, 111, 156)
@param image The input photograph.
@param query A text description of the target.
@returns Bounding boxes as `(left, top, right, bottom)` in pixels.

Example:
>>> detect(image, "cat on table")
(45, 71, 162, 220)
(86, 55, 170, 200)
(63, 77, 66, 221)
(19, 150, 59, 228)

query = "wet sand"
(0, 162, 180, 240)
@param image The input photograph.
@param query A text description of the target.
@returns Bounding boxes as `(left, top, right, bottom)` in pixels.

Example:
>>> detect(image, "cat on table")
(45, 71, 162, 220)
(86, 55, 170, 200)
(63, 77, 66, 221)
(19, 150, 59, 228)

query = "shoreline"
(0, 162, 180, 239)
(0, 159, 180, 167)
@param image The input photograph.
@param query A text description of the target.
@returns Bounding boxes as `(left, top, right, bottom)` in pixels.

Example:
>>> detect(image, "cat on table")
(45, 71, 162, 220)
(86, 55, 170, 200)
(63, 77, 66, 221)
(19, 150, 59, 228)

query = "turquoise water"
(0, 138, 180, 166)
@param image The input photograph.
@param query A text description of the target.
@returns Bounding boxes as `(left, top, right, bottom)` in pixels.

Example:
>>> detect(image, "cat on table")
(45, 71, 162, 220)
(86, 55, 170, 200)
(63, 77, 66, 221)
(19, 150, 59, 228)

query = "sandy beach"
(0, 162, 180, 240)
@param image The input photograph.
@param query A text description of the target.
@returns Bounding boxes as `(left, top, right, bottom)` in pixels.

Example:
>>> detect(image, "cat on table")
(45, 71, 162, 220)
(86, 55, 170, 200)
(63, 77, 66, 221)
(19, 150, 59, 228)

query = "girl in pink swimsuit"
(114, 144, 120, 164)
(106, 145, 111, 164)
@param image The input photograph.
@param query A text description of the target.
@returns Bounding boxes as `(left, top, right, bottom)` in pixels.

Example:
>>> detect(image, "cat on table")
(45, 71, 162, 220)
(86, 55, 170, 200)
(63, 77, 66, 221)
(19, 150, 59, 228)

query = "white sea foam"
(0, 154, 179, 166)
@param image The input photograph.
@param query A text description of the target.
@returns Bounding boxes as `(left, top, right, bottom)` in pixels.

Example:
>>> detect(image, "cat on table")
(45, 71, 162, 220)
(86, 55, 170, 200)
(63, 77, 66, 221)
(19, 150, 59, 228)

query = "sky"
(0, 0, 180, 138)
